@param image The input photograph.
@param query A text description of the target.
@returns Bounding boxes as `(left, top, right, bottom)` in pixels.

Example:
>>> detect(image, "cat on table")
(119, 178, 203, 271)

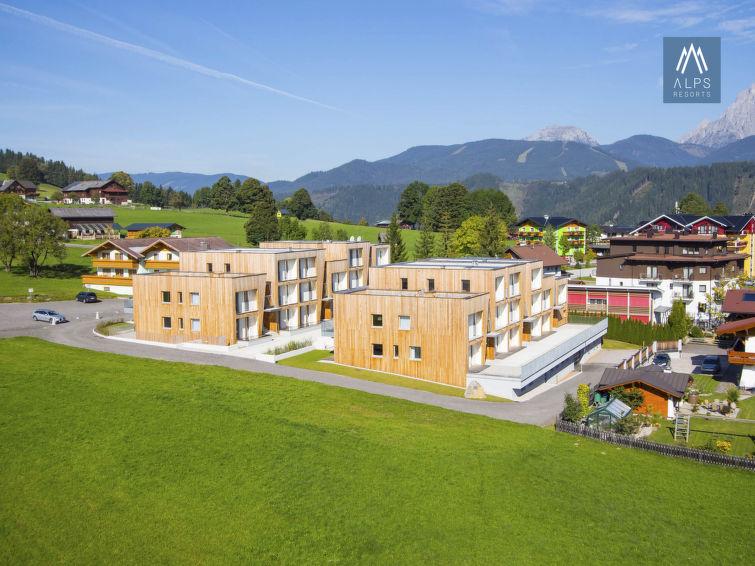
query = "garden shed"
(585, 398, 632, 431)
(594, 366, 689, 418)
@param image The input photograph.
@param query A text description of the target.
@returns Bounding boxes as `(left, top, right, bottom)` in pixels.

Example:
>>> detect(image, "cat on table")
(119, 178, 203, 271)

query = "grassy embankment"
(278, 349, 510, 402)
(0, 337, 752, 564)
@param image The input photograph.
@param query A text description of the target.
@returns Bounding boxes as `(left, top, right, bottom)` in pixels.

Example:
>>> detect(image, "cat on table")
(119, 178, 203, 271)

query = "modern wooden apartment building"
(368, 257, 569, 356)
(178, 247, 326, 332)
(133, 271, 266, 346)
(334, 289, 490, 387)
(260, 239, 390, 318)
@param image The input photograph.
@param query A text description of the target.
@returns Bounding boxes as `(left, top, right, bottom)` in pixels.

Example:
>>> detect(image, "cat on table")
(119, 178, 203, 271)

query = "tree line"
(1, 149, 98, 188)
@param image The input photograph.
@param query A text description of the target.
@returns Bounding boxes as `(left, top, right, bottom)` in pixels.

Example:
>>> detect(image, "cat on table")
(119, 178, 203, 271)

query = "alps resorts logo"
(663, 37, 720, 103)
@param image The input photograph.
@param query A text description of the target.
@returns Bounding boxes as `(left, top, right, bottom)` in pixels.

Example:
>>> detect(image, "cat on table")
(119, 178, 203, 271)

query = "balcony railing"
(672, 292, 694, 302)
(728, 351, 755, 365)
(144, 259, 179, 270)
(92, 259, 138, 269)
(638, 274, 663, 282)
(81, 274, 133, 285)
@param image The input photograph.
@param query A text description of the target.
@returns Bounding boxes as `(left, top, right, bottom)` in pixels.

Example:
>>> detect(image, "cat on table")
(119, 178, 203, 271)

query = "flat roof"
(378, 257, 536, 270)
(341, 288, 487, 300)
(137, 271, 265, 279)
(182, 247, 321, 254)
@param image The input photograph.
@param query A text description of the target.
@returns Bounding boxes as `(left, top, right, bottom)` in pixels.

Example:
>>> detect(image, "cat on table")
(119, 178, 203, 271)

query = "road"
(0, 299, 732, 426)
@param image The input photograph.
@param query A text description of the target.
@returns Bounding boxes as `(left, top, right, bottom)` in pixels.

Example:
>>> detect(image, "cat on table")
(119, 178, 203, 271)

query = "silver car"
(32, 309, 67, 323)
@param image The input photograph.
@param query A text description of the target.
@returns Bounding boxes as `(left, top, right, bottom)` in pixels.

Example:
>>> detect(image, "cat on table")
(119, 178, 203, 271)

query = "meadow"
(0, 337, 752, 564)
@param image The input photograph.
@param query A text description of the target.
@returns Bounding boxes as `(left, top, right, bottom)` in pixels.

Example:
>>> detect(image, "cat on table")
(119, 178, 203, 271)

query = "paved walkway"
(0, 299, 596, 426)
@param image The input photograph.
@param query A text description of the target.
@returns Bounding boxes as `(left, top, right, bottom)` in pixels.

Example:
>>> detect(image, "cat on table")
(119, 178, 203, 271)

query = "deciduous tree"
(288, 188, 319, 220)
(0, 194, 26, 271)
(558, 233, 571, 256)
(245, 201, 280, 245)
(397, 181, 429, 227)
(543, 225, 556, 251)
(137, 227, 171, 238)
(278, 216, 307, 240)
(17, 206, 67, 277)
(211, 176, 235, 214)
(678, 192, 709, 215)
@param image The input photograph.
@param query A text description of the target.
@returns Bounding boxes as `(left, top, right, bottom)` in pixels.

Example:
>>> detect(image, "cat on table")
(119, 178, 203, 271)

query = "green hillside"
(0, 337, 751, 564)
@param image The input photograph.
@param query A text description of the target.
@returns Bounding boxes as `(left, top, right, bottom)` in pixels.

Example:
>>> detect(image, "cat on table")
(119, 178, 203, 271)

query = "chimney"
(674, 232, 680, 239)
(646, 229, 653, 238)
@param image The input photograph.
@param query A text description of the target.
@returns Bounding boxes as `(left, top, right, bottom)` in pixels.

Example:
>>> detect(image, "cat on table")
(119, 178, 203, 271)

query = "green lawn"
(601, 338, 641, 350)
(690, 373, 720, 395)
(278, 349, 510, 402)
(0, 337, 752, 564)
(648, 397, 755, 457)
(0, 246, 98, 302)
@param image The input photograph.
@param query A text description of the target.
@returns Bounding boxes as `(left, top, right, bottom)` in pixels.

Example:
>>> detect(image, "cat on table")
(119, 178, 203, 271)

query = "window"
(190, 292, 200, 306)
(161, 290, 170, 303)
(278, 283, 298, 306)
(162, 316, 171, 329)
(699, 266, 707, 274)
(178, 291, 183, 305)
(278, 259, 297, 281)
(468, 312, 482, 340)
(401, 277, 408, 290)
(225, 263, 231, 273)
(372, 343, 383, 357)
(206, 263, 213, 272)
(349, 270, 363, 289)
(495, 275, 505, 301)
(699, 285, 707, 293)
(410, 346, 421, 361)
(372, 314, 383, 327)
(349, 248, 363, 267)
(300, 281, 316, 302)
(393, 345, 399, 359)
(588, 298, 607, 305)
(399, 315, 410, 330)
(427, 278, 435, 292)
(178, 318, 184, 330)
(236, 290, 257, 313)
(191, 318, 200, 332)
(299, 257, 316, 278)
(332, 272, 347, 292)
(683, 266, 694, 279)
(461, 279, 470, 292)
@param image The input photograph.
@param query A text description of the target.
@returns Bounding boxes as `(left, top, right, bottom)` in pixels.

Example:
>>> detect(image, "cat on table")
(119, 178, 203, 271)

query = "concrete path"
(0, 299, 590, 426)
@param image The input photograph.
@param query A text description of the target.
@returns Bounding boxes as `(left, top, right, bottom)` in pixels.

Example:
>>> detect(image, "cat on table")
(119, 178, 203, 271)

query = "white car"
(32, 309, 67, 323)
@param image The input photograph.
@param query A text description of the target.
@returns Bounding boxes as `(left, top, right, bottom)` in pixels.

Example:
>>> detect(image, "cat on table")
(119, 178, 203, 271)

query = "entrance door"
(468, 342, 482, 367)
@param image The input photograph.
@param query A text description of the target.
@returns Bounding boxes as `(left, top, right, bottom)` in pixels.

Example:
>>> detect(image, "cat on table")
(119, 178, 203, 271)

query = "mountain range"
(111, 82, 755, 205)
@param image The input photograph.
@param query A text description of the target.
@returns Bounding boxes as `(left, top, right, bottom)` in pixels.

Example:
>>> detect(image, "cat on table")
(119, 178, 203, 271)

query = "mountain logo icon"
(675, 43, 708, 75)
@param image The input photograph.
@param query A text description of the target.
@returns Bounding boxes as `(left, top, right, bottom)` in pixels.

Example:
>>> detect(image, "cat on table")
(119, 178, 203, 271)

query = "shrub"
(577, 384, 590, 417)
(689, 326, 704, 338)
(609, 385, 644, 410)
(265, 338, 313, 356)
(95, 318, 124, 336)
(562, 393, 582, 423)
(726, 387, 740, 404)
(614, 414, 642, 435)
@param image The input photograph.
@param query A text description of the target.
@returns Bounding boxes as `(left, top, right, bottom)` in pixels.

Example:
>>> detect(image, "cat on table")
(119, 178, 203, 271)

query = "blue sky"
(1, 0, 754, 181)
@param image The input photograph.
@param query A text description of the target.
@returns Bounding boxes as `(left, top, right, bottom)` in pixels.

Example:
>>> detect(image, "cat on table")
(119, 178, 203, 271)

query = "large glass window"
(190, 292, 200, 306)
(399, 316, 410, 330)
(410, 346, 421, 361)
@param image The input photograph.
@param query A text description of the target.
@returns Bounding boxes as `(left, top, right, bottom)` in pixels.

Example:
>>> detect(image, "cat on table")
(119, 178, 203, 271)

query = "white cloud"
(718, 17, 755, 41)
(0, 2, 340, 111)
(468, 0, 542, 15)
(587, 2, 709, 24)
(603, 42, 639, 53)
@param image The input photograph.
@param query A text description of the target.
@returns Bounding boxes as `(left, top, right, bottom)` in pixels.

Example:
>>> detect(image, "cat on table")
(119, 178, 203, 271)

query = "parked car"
(700, 355, 721, 374)
(76, 291, 98, 303)
(31, 309, 67, 323)
(652, 353, 671, 368)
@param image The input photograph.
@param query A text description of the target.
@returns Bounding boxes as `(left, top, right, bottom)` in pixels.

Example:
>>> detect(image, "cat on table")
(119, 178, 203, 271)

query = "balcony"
(728, 351, 755, 365)
(638, 274, 663, 283)
(144, 259, 179, 270)
(92, 259, 138, 269)
(81, 274, 133, 285)
(672, 292, 694, 303)
(727, 240, 747, 249)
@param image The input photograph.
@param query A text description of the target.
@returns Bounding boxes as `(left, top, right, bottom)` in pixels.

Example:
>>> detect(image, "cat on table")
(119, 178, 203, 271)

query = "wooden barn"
(594, 366, 690, 418)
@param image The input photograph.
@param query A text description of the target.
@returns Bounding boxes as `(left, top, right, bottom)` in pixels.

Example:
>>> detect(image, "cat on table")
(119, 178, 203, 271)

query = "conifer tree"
(435, 212, 454, 257)
(387, 212, 407, 263)
(543, 225, 556, 251)
(414, 216, 435, 259)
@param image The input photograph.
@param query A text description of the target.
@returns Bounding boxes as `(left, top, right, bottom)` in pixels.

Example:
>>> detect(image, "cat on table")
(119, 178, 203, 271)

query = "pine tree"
(435, 212, 454, 257)
(543, 225, 556, 251)
(414, 216, 435, 259)
(387, 212, 407, 263)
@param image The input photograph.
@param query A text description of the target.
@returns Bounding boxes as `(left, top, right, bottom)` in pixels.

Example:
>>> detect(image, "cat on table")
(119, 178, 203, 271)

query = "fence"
(616, 343, 656, 369)
(555, 420, 755, 471)
(656, 339, 682, 352)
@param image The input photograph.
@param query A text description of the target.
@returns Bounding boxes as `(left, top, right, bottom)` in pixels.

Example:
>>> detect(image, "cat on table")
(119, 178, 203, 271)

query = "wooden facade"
(259, 240, 390, 319)
(133, 271, 265, 346)
(334, 289, 490, 387)
(367, 258, 569, 354)
(179, 247, 326, 331)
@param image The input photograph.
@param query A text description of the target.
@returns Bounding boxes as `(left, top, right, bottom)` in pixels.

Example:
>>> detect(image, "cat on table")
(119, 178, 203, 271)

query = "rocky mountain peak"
(524, 125, 599, 146)
(679, 82, 755, 147)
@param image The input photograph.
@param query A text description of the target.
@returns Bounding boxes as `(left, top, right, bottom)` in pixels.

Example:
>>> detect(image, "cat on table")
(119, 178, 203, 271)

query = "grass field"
(0, 246, 100, 302)
(278, 349, 510, 402)
(0, 337, 752, 564)
(647, 397, 755, 457)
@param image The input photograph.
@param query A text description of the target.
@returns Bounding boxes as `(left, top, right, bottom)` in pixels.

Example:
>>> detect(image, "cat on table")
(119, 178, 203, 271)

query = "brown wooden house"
(61, 179, 129, 204)
(0, 179, 38, 200)
(595, 366, 690, 418)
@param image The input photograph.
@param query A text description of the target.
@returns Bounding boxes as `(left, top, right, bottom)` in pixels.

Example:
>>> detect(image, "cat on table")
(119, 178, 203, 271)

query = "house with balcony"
(596, 231, 746, 319)
(81, 236, 231, 294)
(61, 179, 129, 204)
(0, 179, 38, 200)
(260, 239, 390, 318)
(347, 257, 602, 399)
(631, 213, 755, 277)
(505, 244, 567, 276)
(716, 289, 755, 389)
(516, 216, 586, 257)
(178, 247, 326, 333)
(49, 207, 120, 239)
(568, 284, 663, 323)
(132, 271, 266, 346)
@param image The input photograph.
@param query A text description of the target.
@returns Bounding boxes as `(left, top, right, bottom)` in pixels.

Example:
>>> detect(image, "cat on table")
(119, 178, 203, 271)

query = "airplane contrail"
(0, 2, 340, 111)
